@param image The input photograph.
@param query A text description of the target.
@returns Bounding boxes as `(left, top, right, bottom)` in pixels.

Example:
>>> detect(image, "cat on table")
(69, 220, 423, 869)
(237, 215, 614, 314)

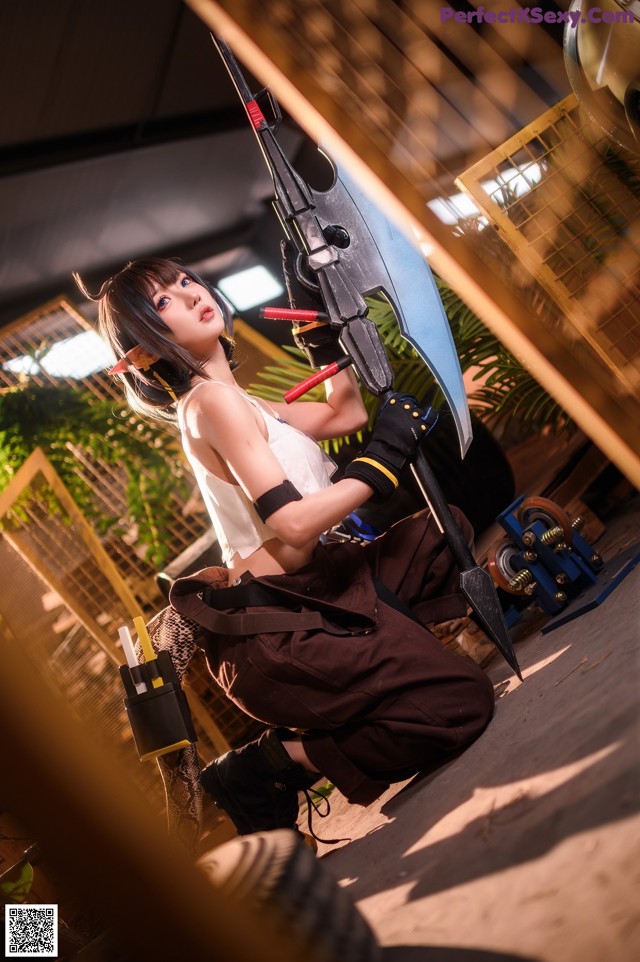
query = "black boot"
(200, 728, 316, 835)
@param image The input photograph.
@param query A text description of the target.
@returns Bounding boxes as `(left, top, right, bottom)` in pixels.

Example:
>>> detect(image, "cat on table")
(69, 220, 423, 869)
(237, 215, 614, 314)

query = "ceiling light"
(427, 164, 543, 226)
(217, 265, 284, 311)
(4, 330, 114, 379)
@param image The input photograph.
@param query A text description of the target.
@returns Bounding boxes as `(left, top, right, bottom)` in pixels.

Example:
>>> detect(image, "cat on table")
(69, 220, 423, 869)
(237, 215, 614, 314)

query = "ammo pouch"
(120, 650, 198, 762)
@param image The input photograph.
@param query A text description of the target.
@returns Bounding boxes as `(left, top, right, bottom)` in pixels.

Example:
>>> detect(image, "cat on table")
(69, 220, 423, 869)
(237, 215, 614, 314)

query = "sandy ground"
(311, 502, 640, 962)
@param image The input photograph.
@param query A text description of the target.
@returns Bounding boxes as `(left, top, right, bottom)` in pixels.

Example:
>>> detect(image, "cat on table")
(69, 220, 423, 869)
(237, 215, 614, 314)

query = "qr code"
(5, 904, 58, 957)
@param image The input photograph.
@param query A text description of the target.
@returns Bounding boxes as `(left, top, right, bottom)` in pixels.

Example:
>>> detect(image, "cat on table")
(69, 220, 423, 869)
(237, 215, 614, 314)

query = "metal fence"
(456, 94, 640, 397)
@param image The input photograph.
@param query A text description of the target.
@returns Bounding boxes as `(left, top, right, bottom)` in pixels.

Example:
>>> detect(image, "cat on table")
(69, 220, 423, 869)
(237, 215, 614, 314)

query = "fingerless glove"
(344, 394, 437, 502)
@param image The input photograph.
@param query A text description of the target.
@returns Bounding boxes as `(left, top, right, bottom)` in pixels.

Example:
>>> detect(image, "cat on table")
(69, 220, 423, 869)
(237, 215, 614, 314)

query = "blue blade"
(310, 159, 472, 457)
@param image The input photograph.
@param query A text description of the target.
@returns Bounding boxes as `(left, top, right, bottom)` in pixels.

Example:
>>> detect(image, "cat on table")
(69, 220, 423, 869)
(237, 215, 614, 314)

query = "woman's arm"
(187, 383, 373, 547)
(265, 476, 373, 547)
(273, 241, 367, 440)
(260, 367, 368, 441)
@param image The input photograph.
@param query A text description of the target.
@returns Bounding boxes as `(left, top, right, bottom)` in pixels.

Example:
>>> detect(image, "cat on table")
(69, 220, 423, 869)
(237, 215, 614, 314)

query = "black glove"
(343, 394, 437, 502)
(281, 240, 344, 368)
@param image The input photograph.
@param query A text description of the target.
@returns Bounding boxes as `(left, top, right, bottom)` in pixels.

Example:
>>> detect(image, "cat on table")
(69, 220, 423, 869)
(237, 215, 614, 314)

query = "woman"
(85, 253, 494, 844)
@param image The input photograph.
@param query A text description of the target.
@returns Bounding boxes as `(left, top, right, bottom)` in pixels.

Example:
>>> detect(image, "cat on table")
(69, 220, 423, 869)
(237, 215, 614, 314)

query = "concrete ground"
(310, 500, 640, 962)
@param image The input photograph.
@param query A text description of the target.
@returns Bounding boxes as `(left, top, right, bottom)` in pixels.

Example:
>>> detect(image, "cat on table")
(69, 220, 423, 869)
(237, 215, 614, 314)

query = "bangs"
(110, 257, 184, 306)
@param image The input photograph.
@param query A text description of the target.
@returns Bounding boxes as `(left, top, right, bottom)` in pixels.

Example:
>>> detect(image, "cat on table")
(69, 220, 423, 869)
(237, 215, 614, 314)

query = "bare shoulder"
(181, 381, 243, 418)
(181, 381, 261, 445)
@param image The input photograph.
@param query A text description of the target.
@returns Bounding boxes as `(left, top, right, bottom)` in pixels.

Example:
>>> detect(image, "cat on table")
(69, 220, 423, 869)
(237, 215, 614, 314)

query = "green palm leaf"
(0, 381, 190, 567)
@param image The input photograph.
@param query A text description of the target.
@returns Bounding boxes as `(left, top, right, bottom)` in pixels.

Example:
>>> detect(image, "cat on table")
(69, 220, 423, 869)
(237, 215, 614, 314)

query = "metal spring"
(508, 568, 534, 591)
(571, 515, 585, 530)
(541, 525, 564, 545)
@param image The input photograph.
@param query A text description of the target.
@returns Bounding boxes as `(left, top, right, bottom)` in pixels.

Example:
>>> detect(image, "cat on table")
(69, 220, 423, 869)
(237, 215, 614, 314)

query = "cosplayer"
(82, 249, 494, 845)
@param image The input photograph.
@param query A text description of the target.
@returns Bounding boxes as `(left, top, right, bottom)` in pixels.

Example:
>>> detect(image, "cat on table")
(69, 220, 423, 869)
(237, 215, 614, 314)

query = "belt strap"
(202, 582, 288, 609)
(371, 575, 425, 627)
(195, 577, 420, 636)
(197, 606, 326, 635)
(176, 574, 416, 638)
(186, 582, 328, 636)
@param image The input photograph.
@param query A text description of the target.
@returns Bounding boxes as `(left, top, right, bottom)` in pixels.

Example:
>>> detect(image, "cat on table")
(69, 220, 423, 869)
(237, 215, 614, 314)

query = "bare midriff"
(226, 536, 318, 583)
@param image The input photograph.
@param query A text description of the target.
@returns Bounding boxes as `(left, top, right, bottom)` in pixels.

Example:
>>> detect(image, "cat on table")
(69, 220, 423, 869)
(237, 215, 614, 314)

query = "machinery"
(487, 495, 640, 633)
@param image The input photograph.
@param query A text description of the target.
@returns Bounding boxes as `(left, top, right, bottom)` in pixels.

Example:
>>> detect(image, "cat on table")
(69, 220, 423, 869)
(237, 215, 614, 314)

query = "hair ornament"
(107, 344, 178, 403)
(150, 372, 179, 404)
(107, 344, 161, 375)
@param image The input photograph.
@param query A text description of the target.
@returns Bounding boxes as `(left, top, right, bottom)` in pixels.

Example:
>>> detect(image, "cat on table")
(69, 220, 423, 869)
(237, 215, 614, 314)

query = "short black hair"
(76, 257, 235, 423)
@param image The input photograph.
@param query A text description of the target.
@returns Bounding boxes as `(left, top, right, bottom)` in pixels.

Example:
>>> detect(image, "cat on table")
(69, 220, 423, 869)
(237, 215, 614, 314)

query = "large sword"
(213, 36, 522, 679)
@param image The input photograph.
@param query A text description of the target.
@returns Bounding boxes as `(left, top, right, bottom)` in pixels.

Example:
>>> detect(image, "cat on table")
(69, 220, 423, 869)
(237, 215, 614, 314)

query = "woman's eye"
(156, 295, 169, 310)
(180, 276, 191, 287)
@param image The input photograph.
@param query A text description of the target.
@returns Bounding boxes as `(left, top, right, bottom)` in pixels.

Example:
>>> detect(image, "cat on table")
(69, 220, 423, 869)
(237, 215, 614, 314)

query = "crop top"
(177, 381, 336, 565)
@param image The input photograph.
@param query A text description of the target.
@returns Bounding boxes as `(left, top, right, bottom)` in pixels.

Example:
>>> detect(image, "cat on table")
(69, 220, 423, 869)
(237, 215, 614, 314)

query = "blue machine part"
(500, 498, 598, 612)
(541, 540, 640, 633)
(490, 495, 640, 631)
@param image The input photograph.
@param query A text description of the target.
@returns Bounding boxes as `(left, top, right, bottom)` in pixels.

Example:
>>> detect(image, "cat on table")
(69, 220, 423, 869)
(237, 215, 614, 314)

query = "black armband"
(253, 480, 303, 523)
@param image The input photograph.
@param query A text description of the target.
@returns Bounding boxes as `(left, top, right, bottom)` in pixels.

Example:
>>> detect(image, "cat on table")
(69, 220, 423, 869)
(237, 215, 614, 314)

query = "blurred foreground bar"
(0, 632, 316, 962)
(187, 0, 640, 487)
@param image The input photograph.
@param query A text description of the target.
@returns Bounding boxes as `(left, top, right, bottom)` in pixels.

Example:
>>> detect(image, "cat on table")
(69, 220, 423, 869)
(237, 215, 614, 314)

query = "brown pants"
(193, 508, 495, 806)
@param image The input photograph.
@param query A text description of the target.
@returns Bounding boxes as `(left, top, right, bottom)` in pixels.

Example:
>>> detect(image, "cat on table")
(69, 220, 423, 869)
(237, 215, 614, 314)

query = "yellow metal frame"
(0, 447, 231, 757)
(0, 447, 142, 663)
(0, 295, 91, 339)
(455, 94, 639, 396)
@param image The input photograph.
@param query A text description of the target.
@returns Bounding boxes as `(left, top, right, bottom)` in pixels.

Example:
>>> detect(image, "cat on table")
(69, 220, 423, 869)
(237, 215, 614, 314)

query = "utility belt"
(199, 581, 334, 635)
(199, 575, 422, 636)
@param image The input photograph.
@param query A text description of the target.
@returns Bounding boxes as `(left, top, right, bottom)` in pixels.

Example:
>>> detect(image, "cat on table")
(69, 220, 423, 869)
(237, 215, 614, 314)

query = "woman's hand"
(267, 240, 368, 440)
(343, 394, 437, 502)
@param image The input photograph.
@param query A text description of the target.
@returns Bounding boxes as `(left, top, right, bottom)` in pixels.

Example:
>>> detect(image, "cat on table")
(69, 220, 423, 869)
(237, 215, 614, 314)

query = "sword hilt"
(284, 357, 353, 403)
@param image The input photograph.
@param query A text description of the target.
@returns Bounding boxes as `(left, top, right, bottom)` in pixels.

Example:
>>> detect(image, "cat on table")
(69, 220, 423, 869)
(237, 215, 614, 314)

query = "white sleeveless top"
(177, 381, 335, 565)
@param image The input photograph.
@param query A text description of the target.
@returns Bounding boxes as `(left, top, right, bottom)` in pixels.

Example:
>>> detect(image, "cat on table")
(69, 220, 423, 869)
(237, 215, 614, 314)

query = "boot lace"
(300, 787, 350, 845)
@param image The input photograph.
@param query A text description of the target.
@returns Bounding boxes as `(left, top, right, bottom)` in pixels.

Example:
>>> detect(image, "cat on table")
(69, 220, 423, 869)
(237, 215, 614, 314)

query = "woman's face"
(151, 273, 224, 356)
